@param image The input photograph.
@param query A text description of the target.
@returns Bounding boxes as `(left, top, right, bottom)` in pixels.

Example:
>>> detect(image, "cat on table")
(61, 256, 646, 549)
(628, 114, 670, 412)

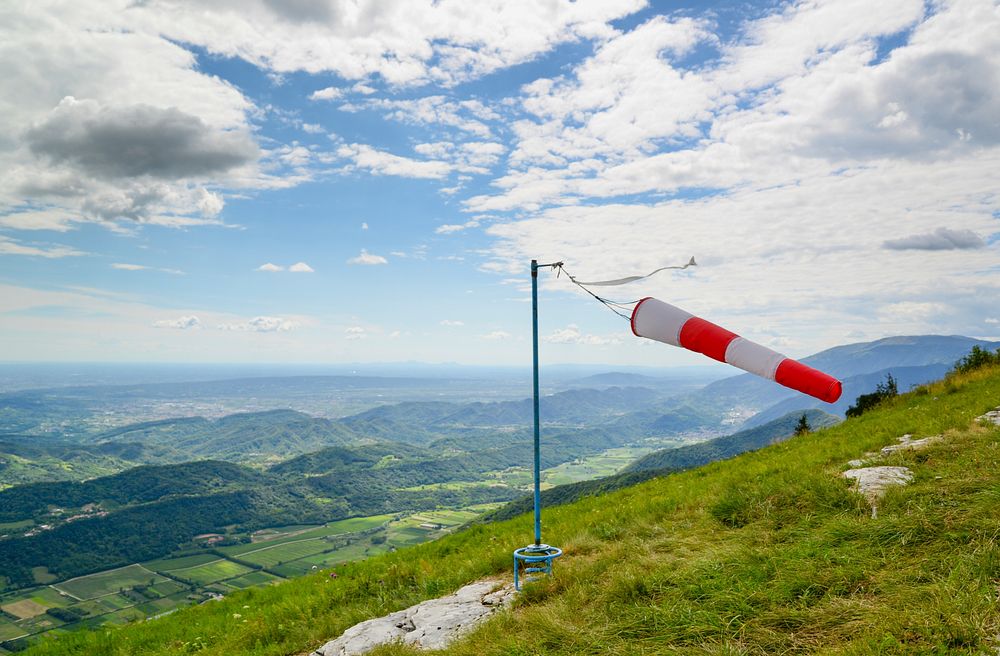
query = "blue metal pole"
(531, 259, 542, 546)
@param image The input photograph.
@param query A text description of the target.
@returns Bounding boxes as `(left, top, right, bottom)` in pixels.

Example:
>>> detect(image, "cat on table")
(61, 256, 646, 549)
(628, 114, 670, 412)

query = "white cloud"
(482, 330, 511, 340)
(361, 222, 369, 230)
(289, 261, 314, 272)
(365, 97, 500, 138)
(344, 326, 367, 340)
(112, 263, 148, 271)
(153, 315, 201, 329)
(127, 2, 644, 86)
(257, 262, 284, 272)
(300, 122, 324, 134)
(337, 143, 452, 179)
(218, 316, 299, 332)
(985, 318, 999, 325)
(440, 319, 464, 327)
(545, 324, 620, 345)
(347, 249, 388, 265)
(0, 236, 85, 258)
(309, 86, 342, 101)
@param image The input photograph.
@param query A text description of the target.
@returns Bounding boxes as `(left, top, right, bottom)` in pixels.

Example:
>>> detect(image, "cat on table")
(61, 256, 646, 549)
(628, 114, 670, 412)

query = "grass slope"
(16, 366, 1000, 655)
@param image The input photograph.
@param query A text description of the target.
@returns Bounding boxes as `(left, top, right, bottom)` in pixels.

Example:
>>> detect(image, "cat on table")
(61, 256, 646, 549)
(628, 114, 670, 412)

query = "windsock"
(630, 297, 842, 403)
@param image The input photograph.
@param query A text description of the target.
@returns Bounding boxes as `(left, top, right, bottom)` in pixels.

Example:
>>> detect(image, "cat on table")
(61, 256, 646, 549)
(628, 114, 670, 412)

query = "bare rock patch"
(977, 407, 1000, 426)
(314, 578, 514, 656)
(843, 466, 913, 517)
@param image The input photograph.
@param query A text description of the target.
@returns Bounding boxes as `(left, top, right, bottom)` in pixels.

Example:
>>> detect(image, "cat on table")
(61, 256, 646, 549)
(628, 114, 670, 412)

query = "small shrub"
(950, 345, 1000, 375)
(846, 373, 898, 418)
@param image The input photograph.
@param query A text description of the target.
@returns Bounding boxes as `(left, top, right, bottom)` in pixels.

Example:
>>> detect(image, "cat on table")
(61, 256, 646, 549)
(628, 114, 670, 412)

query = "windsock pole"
(513, 259, 562, 590)
(531, 259, 542, 545)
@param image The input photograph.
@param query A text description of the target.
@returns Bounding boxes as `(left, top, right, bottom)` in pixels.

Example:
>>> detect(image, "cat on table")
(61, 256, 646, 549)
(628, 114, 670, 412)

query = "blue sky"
(0, 0, 998, 365)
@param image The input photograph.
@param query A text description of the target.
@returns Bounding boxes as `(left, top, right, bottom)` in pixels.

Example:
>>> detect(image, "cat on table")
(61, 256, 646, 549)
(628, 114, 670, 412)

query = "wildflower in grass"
(232, 613, 241, 619)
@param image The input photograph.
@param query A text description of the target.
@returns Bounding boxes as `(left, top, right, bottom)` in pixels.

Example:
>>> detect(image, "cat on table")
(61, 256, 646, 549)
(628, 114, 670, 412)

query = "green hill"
(485, 408, 841, 523)
(15, 363, 1000, 655)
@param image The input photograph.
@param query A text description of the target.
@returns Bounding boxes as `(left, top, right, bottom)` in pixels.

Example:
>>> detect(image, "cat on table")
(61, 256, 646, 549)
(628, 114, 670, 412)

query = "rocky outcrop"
(977, 407, 1000, 426)
(843, 465, 913, 517)
(879, 433, 942, 456)
(314, 579, 514, 656)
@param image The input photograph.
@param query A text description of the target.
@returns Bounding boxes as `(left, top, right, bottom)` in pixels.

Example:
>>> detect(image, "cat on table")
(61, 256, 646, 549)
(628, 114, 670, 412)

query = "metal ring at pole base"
(513, 544, 562, 591)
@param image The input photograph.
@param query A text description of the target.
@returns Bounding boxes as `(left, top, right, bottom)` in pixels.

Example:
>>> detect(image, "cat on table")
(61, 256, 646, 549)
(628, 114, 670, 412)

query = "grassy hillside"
(14, 365, 1000, 655)
(485, 408, 841, 523)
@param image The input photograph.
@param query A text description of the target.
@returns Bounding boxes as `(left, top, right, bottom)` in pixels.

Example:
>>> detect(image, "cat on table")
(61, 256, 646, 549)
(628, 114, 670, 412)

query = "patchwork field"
(2, 506, 490, 650)
(541, 446, 655, 486)
(142, 553, 218, 571)
(222, 572, 281, 590)
(53, 565, 165, 600)
(0, 616, 26, 641)
(168, 559, 252, 585)
(0, 599, 47, 621)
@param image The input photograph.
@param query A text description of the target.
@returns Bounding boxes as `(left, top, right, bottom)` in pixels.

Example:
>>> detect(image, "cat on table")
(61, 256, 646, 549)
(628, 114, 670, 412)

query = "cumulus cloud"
(337, 143, 452, 179)
(344, 326, 366, 340)
(153, 315, 201, 329)
(130, 1, 644, 86)
(257, 262, 284, 272)
(27, 98, 257, 180)
(347, 249, 388, 265)
(545, 324, 620, 345)
(883, 228, 986, 251)
(218, 316, 299, 332)
(289, 261, 314, 272)
(361, 222, 369, 230)
(309, 86, 342, 101)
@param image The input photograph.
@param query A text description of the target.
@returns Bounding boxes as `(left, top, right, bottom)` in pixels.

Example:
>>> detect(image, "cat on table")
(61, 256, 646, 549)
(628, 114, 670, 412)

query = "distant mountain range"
(2, 335, 993, 486)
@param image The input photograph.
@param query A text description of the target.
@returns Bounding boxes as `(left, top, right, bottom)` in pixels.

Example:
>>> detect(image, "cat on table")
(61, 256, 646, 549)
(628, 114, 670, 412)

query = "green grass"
(20, 366, 1000, 656)
(170, 560, 252, 585)
(52, 565, 165, 601)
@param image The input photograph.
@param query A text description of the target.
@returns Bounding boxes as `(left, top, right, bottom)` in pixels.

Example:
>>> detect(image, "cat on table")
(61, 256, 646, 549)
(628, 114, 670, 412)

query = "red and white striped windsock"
(630, 297, 842, 403)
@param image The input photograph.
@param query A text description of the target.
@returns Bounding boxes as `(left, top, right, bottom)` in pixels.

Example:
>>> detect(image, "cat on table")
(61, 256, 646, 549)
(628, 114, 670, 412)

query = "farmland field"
(169, 559, 251, 585)
(541, 446, 654, 486)
(0, 616, 26, 641)
(143, 553, 219, 572)
(222, 572, 281, 589)
(236, 539, 330, 568)
(0, 599, 47, 621)
(53, 565, 165, 600)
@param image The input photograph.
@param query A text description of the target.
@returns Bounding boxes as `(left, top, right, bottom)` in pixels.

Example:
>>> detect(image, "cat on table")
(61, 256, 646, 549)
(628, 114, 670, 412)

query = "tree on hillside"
(846, 373, 898, 418)
(951, 345, 1000, 375)
(794, 413, 811, 436)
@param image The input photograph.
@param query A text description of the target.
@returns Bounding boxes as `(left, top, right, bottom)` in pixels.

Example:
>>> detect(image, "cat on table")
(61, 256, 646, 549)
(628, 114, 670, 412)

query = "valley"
(2, 336, 999, 652)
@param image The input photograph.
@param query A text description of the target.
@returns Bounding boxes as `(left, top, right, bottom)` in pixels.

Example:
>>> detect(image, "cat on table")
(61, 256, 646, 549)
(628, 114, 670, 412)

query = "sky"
(0, 0, 998, 367)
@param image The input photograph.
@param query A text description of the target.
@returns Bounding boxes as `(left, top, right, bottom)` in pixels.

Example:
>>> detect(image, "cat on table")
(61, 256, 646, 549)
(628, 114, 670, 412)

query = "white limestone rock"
(843, 466, 913, 517)
(977, 407, 1000, 426)
(314, 579, 514, 656)
(880, 433, 942, 455)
